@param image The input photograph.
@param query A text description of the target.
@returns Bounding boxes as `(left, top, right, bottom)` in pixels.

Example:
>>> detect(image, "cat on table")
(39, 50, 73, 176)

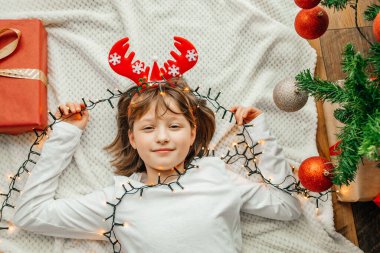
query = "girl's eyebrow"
(140, 115, 182, 122)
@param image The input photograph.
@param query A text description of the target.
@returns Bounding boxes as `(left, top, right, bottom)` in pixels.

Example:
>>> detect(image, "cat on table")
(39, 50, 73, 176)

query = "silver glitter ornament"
(273, 78, 309, 112)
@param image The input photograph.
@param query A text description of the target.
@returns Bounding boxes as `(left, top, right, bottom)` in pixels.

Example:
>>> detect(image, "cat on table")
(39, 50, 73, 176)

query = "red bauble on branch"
(373, 12, 380, 42)
(294, 6, 329, 39)
(298, 156, 334, 192)
(294, 0, 321, 9)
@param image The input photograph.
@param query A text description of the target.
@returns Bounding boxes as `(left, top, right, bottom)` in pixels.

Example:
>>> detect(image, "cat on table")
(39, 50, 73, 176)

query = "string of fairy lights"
(0, 81, 334, 253)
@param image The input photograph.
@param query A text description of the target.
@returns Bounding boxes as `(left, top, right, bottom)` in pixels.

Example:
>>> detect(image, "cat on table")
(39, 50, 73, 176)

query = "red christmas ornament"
(294, 6, 329, 40)
(373, 12, 380, 42)
(374, 193, 380, 208)
(294, 0, 321, 9)
(298, 156, 334, 192)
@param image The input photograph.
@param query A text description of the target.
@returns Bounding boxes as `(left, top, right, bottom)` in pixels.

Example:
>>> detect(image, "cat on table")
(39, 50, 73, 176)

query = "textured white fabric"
(0, 0, 361, 252)
(11, 116, 303, 253)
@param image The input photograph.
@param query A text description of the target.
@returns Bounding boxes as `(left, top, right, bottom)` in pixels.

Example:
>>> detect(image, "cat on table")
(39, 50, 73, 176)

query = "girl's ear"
(190, 125, 196, 146)
(128, 129, 136, 149)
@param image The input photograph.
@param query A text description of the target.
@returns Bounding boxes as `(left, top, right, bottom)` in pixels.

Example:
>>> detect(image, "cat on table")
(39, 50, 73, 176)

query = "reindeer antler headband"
(108, 36, 198, 92)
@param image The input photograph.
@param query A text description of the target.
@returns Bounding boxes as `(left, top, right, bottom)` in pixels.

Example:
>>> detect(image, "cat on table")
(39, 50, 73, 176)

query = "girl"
(12, 78, 301, 253)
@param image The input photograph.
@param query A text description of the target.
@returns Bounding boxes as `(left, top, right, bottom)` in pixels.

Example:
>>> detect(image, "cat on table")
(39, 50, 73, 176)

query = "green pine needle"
(341, 44, 367, 82)
(368, 43, 380, 78)
(358, 112, 380, 160)
(295, 70, 346, 103)
(320, 0, 352, 10)
(334, 108, 351, 124)
(364, 2, 380, 21)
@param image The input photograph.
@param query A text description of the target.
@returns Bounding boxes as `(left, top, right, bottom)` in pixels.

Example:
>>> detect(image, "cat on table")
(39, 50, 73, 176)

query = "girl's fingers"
(232, 106, 262, 125)
(57, 102, 85, 116)
(230, 105, 238, 112)
(60, 104, 69, 115)
(235, 107, 243, 125)
(66, 102, 76, 114)
(230, 105, 241, 125)
(242, 109, 251, 124)
(243, 109, 249, 118)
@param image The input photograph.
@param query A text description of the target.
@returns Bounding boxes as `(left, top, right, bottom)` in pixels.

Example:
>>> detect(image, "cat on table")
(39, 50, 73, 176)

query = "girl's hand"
(54, 102, 90, 130)
(229, 105, 262, 126)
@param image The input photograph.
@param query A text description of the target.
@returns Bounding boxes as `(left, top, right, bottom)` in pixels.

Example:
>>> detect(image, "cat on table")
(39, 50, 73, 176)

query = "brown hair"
(103, 77, 216, 177)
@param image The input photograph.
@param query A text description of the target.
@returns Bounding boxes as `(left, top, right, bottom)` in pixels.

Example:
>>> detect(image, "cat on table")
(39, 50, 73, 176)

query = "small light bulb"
(8, 223, 15, 233)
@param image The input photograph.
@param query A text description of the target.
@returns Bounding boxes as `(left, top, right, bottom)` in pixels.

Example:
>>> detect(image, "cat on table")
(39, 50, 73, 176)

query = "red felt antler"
(160, 36, 198, 80)
(108, 37, 150, 85)
(108, 36, 198, 85)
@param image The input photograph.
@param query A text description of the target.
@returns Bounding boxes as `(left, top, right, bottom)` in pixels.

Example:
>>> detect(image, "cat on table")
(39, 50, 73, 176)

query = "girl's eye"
(141, 124, 180, 130)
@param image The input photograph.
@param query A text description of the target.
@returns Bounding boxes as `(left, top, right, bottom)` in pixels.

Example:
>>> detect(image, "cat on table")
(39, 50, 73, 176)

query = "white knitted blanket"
(0, 0, 362, 252)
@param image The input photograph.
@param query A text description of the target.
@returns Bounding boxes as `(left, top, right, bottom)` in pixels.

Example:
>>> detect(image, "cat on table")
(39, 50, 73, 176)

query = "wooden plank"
(324, 0, 376, 29)
(320, 26, 374, 81)
(308, 39, 327, 79)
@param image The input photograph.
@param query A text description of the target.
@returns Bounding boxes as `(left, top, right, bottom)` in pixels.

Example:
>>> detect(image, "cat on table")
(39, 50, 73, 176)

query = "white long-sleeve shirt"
(12, 114, 301, 253)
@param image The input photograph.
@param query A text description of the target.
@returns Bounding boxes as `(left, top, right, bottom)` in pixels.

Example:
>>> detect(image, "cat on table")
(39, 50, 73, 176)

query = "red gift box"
(0, 19, 47, 135)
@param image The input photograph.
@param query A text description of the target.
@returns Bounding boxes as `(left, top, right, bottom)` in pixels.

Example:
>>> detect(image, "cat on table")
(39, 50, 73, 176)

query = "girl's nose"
(156, 127, 169, 143)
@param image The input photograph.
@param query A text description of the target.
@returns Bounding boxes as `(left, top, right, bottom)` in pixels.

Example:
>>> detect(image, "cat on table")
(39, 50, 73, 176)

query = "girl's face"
(128, 98, 196, 172)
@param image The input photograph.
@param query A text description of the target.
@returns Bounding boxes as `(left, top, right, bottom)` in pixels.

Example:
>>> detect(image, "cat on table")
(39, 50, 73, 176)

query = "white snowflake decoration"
(109, 53, 121, 66)
(132, 62, 144, 74)
(168, 64, 180, 76)
(185, 49, 198, 62)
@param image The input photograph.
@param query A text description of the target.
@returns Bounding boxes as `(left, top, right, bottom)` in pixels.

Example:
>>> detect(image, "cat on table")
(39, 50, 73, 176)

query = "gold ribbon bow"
(0, 28, 47, 85)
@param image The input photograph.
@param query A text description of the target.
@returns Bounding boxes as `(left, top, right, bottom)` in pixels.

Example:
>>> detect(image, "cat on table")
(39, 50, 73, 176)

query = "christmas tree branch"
(342, 44, 380, 123)
(341, 44, 368, 82)
(364, 1, 380, 21)
(358, 111, 380, 161)
(321, 0, 352, 10)
(334, 123, 362, 185)
(295, 69, 347, 103)
(368, 43, 380, 78)
(296, 42, 380, 185)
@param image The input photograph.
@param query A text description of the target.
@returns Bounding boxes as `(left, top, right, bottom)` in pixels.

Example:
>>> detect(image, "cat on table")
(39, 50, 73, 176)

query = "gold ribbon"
(0, 28, 47, 85)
